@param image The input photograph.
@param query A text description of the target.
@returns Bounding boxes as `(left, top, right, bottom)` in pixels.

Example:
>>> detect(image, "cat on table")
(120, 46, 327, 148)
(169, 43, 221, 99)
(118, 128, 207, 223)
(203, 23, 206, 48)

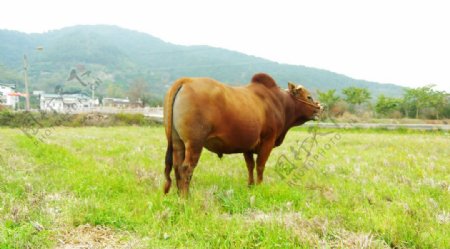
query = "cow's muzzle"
(313, 103, 323, 120)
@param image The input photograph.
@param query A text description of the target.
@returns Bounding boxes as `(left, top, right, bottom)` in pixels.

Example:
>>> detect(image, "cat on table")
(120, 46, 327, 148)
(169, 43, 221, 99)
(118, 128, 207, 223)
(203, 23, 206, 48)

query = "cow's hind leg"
(244, 152, 255, 185)
(163, 143, 173, 194)
(178, 141, 203, 197)
(172, 139, 185, 192)
(164, 130, 185, 194)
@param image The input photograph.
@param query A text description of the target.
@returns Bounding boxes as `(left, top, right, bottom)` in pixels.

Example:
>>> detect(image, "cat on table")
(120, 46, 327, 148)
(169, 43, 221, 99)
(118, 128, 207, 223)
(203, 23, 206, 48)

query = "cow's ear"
(288, 82, 296, 93)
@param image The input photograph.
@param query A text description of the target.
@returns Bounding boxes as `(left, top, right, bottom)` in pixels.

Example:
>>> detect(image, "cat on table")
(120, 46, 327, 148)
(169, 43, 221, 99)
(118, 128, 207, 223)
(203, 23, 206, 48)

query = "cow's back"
(171, 78, 267, 154)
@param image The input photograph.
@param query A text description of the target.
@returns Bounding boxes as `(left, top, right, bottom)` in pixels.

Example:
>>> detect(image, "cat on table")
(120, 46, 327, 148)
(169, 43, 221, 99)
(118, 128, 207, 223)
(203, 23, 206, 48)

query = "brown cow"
(163, 73, 321, 196)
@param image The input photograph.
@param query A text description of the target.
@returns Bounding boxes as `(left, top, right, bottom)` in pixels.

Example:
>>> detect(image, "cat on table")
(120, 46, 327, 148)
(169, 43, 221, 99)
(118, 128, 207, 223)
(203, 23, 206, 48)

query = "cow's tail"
(163, 79, 186, 194)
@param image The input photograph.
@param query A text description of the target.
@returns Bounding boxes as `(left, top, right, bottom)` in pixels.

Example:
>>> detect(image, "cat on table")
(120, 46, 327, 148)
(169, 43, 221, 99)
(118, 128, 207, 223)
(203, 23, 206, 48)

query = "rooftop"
(0, 83, 15, 89)
(41, 93, 91, 99)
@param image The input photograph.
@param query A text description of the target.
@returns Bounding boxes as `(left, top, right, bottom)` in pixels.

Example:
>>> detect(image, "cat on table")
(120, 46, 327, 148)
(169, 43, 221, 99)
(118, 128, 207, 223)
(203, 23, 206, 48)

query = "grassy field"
(0, 126, 448, 248)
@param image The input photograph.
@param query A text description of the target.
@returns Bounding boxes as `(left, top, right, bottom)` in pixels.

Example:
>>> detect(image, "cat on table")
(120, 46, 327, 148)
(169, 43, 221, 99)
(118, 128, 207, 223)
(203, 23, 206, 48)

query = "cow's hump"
(251, 73, 277, 88)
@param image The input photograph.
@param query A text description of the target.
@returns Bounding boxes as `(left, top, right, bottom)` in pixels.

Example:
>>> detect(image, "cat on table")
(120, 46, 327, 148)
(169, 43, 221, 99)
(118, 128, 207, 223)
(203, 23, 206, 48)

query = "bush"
(0, 111, 159, 127)
(113, 113, 147, 126)
(388, 110, 403, 119)
(340, 112, 361, 122)
(329, 100, 348, 117)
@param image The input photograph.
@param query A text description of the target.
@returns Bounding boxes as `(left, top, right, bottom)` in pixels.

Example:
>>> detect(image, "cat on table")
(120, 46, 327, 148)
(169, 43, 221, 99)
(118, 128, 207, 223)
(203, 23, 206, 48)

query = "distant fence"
(34, 107, 449, 130)
(304, 122, 450, 131)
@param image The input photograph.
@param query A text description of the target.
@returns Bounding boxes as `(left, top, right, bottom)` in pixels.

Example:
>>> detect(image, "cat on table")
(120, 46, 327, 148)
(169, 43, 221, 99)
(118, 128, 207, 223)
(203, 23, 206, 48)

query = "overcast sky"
(1, 0, 449, 91)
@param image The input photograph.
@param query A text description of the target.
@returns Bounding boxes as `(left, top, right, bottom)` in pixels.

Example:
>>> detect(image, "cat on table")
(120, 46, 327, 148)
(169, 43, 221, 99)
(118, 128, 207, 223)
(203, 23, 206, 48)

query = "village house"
(40, 93, 99, 112)
(0, 83, 19, 109)
(102, 97, 143, 108)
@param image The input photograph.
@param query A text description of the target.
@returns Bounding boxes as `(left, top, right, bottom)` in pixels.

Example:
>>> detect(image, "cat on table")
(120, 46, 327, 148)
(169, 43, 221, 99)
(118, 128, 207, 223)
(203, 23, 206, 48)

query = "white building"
(103, 97, 144, 108)
(102, 97, 130, 108)
(0, 83, 19, 109)
(40, 93, 99, 112)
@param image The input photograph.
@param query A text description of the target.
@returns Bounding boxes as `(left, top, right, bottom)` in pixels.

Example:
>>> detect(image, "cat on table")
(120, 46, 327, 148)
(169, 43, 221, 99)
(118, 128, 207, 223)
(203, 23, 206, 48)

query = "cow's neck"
(274, 91, 303, 146)
(285, 91, 306, 127)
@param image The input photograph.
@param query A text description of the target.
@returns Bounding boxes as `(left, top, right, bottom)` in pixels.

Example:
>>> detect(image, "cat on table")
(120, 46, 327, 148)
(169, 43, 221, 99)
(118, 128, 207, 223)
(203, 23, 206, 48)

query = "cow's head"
(288, 82, 322, 123)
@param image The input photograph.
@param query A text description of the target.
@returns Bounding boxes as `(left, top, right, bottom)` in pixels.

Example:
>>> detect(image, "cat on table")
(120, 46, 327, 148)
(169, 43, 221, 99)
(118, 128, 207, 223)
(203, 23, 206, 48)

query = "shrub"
(113, 113, 145, 125)
(329, 100, 348, 117)
(0, 111, 159, 127)
(388, 111, 403, 119)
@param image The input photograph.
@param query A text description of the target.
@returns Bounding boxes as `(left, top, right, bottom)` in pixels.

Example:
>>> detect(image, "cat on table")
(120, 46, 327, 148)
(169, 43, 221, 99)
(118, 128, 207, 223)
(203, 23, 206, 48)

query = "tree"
(106, 82, 125, 98)
(317, 89, 340, 117)
(128, 78, 150, 106)
(375, 95, 402, 117)
(0, 64, 21, 83)
(402, 85, 450, 119)
(403, 85, 434, 119)
(429, 90, 449, 119)
(342, 87, 371, 105)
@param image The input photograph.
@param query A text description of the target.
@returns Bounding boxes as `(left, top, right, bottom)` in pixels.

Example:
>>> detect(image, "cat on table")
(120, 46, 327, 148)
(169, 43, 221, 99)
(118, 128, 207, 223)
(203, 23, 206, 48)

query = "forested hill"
(0, 25, 404, 99)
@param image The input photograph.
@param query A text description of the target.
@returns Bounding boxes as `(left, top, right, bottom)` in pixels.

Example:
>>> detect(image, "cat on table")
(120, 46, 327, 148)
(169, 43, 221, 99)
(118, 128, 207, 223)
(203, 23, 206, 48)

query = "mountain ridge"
(0, 25, 405, 99)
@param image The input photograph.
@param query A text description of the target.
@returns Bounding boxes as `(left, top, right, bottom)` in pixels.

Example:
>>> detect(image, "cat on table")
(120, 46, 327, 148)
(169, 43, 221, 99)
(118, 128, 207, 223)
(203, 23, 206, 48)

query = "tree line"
(317, 85, 450, 119)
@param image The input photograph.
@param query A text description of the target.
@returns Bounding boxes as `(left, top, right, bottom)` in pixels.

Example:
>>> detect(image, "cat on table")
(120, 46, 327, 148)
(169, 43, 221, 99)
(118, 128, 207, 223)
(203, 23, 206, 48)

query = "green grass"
(0, 126, 448, 248)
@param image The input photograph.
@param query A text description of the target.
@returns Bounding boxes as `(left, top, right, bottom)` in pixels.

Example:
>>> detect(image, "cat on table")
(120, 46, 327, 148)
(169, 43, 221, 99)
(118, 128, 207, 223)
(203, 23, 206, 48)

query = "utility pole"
(23, 54, 30, 111)
(91, 85, 95, 108)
